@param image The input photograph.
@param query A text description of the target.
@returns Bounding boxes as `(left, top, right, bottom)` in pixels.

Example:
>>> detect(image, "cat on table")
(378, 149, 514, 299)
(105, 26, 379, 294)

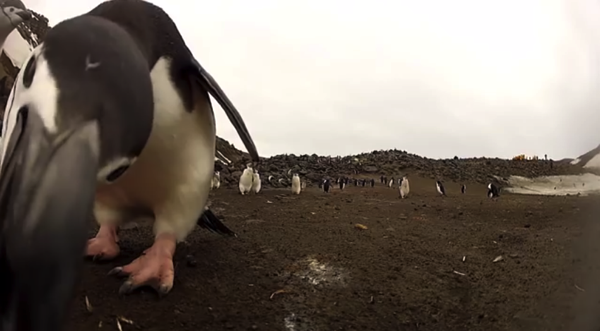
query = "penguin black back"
(85, 0, 259, 162)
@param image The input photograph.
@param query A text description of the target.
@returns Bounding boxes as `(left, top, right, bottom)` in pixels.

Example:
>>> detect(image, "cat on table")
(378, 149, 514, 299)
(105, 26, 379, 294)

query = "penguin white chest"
(239, 169, 253, 194)
(95, 57, 215, 240)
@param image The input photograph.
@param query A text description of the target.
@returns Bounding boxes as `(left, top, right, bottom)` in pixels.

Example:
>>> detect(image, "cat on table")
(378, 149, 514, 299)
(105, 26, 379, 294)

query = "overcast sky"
(23, 0, 600, 159)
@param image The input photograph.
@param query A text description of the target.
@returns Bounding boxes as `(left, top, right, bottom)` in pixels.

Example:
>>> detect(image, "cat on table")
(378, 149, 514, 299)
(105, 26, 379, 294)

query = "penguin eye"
(106, 165, 129, 182)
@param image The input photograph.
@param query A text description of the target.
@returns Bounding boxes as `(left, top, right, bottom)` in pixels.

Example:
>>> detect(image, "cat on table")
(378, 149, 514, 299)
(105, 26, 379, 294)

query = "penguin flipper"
(198, 208, 237, 237)
(190, 58, 259, 163)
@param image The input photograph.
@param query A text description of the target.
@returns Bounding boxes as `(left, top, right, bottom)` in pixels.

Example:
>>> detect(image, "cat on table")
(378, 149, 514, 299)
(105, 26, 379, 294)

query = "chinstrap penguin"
(487, 183, 499, 198)
(436, 180, 446, 196)
(0, 0, 31, 52)
(291, 173, 301, 194)
(399, 176, 410, 199)
(211, 170, 220, 190)
(251, 169, 261, 194)
(239, 165, 254, 195)
(322, 179, 331, 193)
(0, 1, 261, 327)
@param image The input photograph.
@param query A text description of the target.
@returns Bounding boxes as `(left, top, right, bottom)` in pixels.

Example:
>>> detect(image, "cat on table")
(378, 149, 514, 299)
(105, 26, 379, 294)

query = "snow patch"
(3, 30, 33, 68)
(502, 174, 600, 196)
(584, 154, 600, 169)
(571, 158, 581, 165)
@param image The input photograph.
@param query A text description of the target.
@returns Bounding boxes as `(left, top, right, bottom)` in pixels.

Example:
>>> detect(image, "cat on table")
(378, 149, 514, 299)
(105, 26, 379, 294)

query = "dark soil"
(66, 178, 600, 331)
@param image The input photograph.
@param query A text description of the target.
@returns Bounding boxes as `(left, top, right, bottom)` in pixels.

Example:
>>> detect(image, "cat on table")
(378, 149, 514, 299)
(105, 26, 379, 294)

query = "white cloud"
(24, 0, 600, 159)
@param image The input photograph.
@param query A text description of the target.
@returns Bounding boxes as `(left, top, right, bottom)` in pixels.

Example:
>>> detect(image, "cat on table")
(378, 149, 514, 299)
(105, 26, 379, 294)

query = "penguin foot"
(108, 234, 176, 297)
(86, 224, 120, 260)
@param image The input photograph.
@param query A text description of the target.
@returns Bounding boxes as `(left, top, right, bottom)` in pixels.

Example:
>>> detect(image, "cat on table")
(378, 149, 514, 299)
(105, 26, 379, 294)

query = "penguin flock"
(0, 0, 506, 328)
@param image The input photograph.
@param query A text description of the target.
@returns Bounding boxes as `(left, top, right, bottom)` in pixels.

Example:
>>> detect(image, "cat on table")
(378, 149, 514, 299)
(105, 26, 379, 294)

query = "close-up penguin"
(0, 0, 259, 329)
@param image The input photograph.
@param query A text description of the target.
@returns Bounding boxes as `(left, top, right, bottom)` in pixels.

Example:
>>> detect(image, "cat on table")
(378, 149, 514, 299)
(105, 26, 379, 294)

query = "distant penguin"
(239, 167, 254, 195)
(370, 179, 375, 187)
(487, 183, 499, 198)
(211, 171, 221, 190)
(388, 178, 394, 188)
(461, 184, 466, 194)
(399, 176, 410, 199)
(301, 181, 306, 190)
(252, 170, 261, 194)
(383, 176, 388, 184)
(268, 175, 274, 184)
(323, 179, 331, 193)
(380, 175, 384, 183)
(339, 179, 346, 190)
(291, 174, 301, 194)
(354, 179, 358, 186)
(436, 180, 446, 196)
(361, 179, 366, 187)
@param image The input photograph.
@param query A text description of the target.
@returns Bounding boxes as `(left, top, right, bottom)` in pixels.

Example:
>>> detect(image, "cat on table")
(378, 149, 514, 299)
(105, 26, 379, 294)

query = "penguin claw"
(107, 266, 125, 277)
(109, 243, 175, 297)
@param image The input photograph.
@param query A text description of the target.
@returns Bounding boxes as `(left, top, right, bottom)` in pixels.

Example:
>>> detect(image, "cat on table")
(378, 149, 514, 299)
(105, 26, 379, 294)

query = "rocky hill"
(0, 13, 585, 189)
(214, 137, 583, 188)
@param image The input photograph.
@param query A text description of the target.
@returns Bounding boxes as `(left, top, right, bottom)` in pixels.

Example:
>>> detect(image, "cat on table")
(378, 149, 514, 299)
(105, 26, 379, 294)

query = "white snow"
(502, 173, 600, 196)
(570, 158, 581, 165)
(3, 30, 33, 68)
(583, 153, 600, 169)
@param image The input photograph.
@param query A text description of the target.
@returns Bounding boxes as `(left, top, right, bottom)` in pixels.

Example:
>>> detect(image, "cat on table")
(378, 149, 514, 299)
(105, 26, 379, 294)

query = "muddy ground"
(67, 177, 600, 331)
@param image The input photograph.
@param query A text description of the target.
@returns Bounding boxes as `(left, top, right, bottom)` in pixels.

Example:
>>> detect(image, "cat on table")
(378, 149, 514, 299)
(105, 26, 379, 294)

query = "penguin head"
(0, 0, 31, 33)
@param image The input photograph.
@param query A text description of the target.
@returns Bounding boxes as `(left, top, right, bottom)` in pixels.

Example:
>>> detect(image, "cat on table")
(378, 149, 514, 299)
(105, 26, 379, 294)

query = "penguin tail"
(198, 209, 237, 237)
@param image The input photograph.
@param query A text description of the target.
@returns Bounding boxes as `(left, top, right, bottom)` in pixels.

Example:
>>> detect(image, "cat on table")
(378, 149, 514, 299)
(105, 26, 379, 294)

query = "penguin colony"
(0, 0, 506, 328)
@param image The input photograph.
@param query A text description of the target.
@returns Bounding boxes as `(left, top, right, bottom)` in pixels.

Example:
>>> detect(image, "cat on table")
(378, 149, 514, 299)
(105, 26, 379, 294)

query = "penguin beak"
(0, 109, 99, 327)
(15, 8, 31, 20)
(192, 59, 260, 163)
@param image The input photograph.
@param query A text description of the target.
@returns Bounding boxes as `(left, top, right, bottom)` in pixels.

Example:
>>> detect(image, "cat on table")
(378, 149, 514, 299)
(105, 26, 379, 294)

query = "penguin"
(0, 0, 31, 52)
(339, 179, 345, 190)
(388, 178, 394, 188)
(239, 165, 254, 195)
(361, 179, 366, 187)
(291, 173, 301, 194)
(0, 3, 260, 325)
(211, 171, 220, 190)
(383, 176, 387, 184)
(370, 179, 375, 187)
(436, 180, 446, 196)
(399, 176, 410, 199)
(354, 179, 358, 186)
(323, 179, 331, 193)
(461, 184, 466, 194)
(487, 183, 499, 198)
(301, 181, 306, 190)
(380, 175, 384, 183)
(251, 169, 261, 194)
